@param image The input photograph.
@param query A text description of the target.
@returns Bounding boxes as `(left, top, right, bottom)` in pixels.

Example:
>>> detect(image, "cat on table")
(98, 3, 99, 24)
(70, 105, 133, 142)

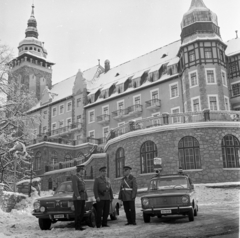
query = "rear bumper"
(142, 206, 193, 215)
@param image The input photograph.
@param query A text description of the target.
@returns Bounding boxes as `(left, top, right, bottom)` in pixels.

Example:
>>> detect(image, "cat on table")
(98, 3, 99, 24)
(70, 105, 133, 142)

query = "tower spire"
(31, 4, 35, 18)
(188, 0, 207, 10)
(25, 4, 38, 38)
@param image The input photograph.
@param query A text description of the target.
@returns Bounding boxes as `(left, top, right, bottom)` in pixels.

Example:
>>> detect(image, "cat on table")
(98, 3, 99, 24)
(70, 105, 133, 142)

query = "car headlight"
(182, 196, 189, 203)
(142, 198, 149, 206)
(40, 206, 46, 212)
(33, 201, 40, 210)
(71, 204, 75, 211)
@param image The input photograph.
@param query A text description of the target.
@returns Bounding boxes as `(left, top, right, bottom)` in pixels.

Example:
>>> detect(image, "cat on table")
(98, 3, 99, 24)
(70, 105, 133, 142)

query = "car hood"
(37, 192, 73, 201)
(141, 189, 192, 198)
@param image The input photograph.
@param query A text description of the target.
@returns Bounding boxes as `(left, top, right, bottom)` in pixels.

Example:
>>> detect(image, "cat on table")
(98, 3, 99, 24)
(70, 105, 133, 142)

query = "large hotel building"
(10, 0, 240, 190)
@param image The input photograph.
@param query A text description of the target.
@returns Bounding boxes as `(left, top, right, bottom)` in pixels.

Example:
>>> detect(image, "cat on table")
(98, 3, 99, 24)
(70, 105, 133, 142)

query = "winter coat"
(72, 174, 88, 201)
(118, 174, 137, 201)
(93, 176, 114, 201)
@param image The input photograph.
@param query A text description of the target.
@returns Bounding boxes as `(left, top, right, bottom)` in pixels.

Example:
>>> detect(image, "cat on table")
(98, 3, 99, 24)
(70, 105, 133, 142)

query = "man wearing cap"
(93, 166, 114, 228)
(72, 165, 88, 231)
(118, 166, 138, 225)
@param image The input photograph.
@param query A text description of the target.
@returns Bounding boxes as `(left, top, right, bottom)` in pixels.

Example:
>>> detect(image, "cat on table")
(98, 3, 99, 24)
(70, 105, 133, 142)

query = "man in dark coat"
(72, 164, 88, 231)
(118, 166, 138, 225)
(93, 166, 114, 228)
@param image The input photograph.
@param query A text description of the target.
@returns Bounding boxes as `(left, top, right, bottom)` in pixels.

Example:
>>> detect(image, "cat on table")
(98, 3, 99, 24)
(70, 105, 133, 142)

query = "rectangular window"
(67, 102, 72, 111)
(77, 115, 81, 124)
(43, 110, 47, 119)
(191, 97, 201, 112)
(77, 98, 81, 107)
(134, 95, 141, 105)
(43, 126, 47, 134)
(103, 127, 109, 139)
(151, 90, 159, 99)
(103, 106, 109, 115)
(229, 61, 238, 74)
(232, 83, 240, 97)
(209, 96, 218, 111)
(219, 50, 224, 62)
(189, 50, 195, 62)
(204, 48, 212, 58)
(224, 97, 230, 110)
(189, 71, 198, 87)
(118, 122, 125, 135)
(170, 83, 179, 98)
(117, 101, 124, 115)
(89, 130, 95, 138)
(89, 110, 95, 123)
(67, 118, 72, 127)
(52, 123, 57, 130)
(59, 104, 64, 114)
(52, 107, 57, 117)
(152, 112, 161, 126)
(221, 71, 227, 87)
(59, 120, 64, 128)
(206, 69, 216, 84)
(171, 107, 181, 123)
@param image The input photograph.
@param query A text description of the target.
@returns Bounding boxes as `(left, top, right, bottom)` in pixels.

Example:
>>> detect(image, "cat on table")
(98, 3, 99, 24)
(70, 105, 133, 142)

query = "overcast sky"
(1, 0, 240, 85)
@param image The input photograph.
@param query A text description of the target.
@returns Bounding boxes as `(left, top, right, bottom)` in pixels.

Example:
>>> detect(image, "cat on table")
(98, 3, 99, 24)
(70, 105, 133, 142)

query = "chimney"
(98, 59, 100, 66)
(236, 30, 238, 39)
(104, 59, 110, 73)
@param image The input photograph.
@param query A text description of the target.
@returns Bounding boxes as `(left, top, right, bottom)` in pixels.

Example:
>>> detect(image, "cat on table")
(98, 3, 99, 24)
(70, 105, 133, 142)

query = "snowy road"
(0, 183, 239, 238)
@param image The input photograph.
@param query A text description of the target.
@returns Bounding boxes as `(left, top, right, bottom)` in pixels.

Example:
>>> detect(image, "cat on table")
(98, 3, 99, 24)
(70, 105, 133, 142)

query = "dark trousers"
(96, 200, 110, 227)
(73, 200, 85, 229)
(123, 200, 136, 224)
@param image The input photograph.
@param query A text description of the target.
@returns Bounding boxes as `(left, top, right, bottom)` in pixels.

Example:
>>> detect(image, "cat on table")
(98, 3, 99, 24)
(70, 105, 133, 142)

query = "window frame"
(189, 70, 198, 88)
(102, 105, 109, 115)
(89, 130, 95, 138)
(205, 68, 217, 85)
(224, 96, 230, 111)
(221, 70, 227, 87)
(52, 122, 57, 131)
(133, 94, 141, 105)
(66, 117, 72, 127)
(150, 89, 159, 100)
(52, 107, 57, 117)
(88, 109, 95, 124)
(59, 104, 64, 115)
(189, 50, 195, 62)
(102, 126, 109, 139)
(67, 101, 72, 112)
(208, 95, 219, 111)
(171, 106, 181, 123)
(191, 96, 201, 112)
(169, 82, 179, 99)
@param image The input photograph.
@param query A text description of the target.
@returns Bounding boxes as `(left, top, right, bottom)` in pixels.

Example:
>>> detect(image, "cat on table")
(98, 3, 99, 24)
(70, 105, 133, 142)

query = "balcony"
(112, 104, 143, 121)
(97, 114, 110, 125)
(86, 137, 107, 145)
(145, 99, 161, 111)
(50, 122, 82, 137)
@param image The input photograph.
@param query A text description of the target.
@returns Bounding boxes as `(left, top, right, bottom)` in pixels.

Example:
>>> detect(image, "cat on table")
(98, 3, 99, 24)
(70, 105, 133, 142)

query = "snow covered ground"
(0, 182, 239, 238)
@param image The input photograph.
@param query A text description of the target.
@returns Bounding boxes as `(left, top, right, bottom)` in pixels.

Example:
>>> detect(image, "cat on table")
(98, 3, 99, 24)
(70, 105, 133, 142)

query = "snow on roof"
(28, 65, 100, 112)
(88, 40, 181, 93)
(148, 63, 162, 73)
(115, 75, 132, 86)
(132, 69, 150, 80)
(16, 177, 41, 186)
(225, 38, 240, 57)
(167, 57, 180, 67)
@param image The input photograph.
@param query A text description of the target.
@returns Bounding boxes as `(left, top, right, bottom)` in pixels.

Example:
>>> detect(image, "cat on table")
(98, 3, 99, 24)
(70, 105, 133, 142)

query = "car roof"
(151, 173, 189, 180)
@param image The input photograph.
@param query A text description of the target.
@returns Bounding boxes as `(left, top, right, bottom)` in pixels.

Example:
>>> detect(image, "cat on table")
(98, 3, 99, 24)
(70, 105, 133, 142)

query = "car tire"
(194, 205, 198, 216)
(188, 208, 194, 222)
(157, 215, 162, 219)
(110, 204, 119, 220)
(38, 218, 52, 230)
(87, 207, 97, 228)
(143, 213, 150, 223)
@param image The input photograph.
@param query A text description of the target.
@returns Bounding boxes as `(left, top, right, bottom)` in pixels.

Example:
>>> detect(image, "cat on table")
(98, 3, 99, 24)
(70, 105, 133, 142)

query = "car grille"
(60, 201, 68, 208)
(149, 196, 184, 207)
(45, 202, 55, 208)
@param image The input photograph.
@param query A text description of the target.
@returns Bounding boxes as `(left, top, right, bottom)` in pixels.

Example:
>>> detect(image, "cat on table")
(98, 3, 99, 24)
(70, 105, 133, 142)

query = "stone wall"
(106, 123, 240, 191)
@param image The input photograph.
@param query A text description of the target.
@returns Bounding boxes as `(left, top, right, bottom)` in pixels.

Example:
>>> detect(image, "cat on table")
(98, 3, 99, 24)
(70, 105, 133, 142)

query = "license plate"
(161, 210, 171, 214)
(54, 214, 64, 219)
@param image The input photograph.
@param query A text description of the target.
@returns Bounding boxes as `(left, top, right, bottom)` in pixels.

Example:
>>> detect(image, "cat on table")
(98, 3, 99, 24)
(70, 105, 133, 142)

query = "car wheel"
(194, 205, 198, 216)
(188, 208, 194, 222)
(143, 213, 150, 223)
(157, 214, 162, 219)
(110, 205, 119, 220)
(87, 207, 97, 228)
(38, 218, 52, 230)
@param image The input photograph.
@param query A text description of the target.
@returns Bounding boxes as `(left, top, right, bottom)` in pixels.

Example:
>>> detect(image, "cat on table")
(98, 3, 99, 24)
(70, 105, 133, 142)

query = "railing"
(51, 122, 82, 136)
(145, 99, 161, 108)
(112, 104, 143, 118)
(97, 114, 110, 122)
(108, 110, 240, 141)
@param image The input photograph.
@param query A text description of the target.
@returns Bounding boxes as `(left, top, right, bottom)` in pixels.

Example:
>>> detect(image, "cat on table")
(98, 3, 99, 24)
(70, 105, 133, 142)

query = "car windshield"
(149, 177, 189, 191)
(55, 182, 94, 197)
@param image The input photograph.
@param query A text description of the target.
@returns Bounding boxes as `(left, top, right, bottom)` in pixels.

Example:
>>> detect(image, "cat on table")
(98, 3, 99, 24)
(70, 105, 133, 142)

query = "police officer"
(72, 164, 88, 231)
(118, 166, 137, 225)
(93, 166, 113, 228)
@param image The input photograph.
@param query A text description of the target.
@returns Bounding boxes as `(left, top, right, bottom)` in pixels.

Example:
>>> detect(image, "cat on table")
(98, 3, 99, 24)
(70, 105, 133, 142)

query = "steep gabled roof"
(226, 38, 240, 57)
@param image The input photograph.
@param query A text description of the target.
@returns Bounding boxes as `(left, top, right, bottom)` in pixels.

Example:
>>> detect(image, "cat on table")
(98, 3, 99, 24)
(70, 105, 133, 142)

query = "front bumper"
(32, 210, 92, 220)
(142, 206, 193, 215)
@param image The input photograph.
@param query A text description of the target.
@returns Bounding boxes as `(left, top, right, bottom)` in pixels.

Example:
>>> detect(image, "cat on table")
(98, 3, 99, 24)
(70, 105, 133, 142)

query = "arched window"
(65, 154, 72, 168)
(35, 152, 42, 170)
(76, 152, 85, 164)
(140, 141, 157, 173)
(178, 136, 201, 170)
(116, 148, 125, 178)
(222, 135, 240, 168)
(48, 178, 52, 190)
